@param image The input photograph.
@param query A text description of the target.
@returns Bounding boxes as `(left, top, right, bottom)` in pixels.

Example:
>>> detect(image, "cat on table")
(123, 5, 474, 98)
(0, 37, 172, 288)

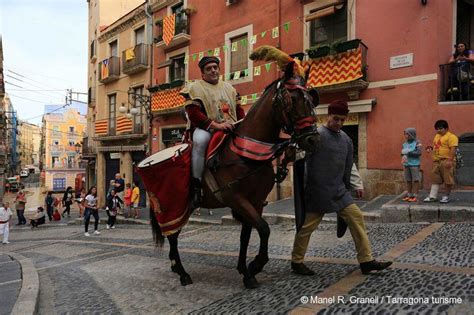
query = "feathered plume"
(249, 45, 305, 78)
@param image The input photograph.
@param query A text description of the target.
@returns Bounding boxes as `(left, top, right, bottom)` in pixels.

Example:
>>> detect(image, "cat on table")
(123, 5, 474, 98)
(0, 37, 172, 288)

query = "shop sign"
(317, 113, 359, 126)
(162, 127, 186, 142)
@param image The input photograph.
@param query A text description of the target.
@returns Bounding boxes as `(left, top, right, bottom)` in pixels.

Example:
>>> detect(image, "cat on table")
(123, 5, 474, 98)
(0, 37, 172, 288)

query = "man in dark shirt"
(291, 100, 392, 276)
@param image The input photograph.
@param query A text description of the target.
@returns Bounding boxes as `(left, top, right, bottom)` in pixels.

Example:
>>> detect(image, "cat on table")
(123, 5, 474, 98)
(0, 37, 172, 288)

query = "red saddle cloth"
(206, 130, 229, 160)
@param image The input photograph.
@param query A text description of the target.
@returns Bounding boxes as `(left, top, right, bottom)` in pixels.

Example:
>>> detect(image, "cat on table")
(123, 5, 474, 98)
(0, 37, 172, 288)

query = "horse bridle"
(273, 77, 317, 142)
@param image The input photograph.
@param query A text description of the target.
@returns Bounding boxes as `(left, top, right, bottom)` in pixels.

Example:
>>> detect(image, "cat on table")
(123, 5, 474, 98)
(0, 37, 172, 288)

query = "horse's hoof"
(248, 257, 268, 276)
(243, 276, 260, 289)
(180, 274, 193, 286)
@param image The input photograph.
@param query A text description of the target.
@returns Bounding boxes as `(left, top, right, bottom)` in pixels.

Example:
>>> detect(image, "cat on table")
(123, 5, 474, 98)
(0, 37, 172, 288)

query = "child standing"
(131, 181, 140, 219)
(401, 128, 422, 202)
(106, 190, 123, 229)
(0, 202, 13, 244)
(124, 183, 132, 218)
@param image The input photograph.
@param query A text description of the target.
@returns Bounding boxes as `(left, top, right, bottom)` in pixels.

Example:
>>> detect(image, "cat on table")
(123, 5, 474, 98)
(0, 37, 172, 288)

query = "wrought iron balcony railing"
(122, 43, 149, 75)
(98, 56, 120, 83)
(439, 62, 474, 102)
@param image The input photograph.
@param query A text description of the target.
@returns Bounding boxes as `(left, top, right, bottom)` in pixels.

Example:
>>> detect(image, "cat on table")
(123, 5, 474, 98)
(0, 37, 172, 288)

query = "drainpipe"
(275, 0, 282, 200)
(145, 1, 154, 156)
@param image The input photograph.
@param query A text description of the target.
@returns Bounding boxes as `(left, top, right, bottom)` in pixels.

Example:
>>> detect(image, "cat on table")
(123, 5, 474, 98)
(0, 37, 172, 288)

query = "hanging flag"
(223, 44, 228, 52)
(184, 55, 189, 64)
(250, 35, 257, 45)
(265, 63, 272, 72)
(225, 73, 231, 81)
(163, 14, 176, 46)
(254, 66, 261, 76)
(283, 22, 290, 33)
(231, 42, 238, 52)
(241, 95, 248, 105)
(233, 71, 241, 80)
(241, 38, 248, 48)
(101, 58, 109, 79)
(207, 50, 213, 56)
(243, 69, 249, 77)
(272, 27, 279, 38)
(252, 93, 258, 101)
(192, 54, 197, 61)
(125, 48, 135, 61)
(198, 52, 204, 60)
(261, 31, 267, 38)
(214, 47, 220, 57)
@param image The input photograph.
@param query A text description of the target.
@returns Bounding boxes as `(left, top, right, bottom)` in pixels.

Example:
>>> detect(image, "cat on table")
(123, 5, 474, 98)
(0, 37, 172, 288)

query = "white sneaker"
(84, 232, 90, 237)
(3, 241, 10, 244)
(440, 196, 450, 203)
(106, 225, 110, 229)
(94, 230, 101, 235)
(111, 226, 115, 229)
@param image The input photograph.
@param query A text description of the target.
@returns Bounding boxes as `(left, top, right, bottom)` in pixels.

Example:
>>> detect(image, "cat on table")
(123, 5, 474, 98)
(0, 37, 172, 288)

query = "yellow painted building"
(87, 0, 150, 206)
(42, 105, 87, 192)
(18, 121, 41, 168)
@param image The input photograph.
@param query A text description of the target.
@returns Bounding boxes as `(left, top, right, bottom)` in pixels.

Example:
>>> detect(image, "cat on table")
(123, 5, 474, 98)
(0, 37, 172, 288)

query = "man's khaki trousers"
(292, 203, 373, 264)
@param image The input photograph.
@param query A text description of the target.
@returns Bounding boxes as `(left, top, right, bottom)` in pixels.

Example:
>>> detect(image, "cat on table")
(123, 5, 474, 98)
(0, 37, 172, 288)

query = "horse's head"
(273, 61, 319, 152)
(250, 46, 319, 152)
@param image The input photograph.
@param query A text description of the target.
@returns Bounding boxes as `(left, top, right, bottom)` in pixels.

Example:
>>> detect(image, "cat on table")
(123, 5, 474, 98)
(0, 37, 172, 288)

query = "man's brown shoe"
(360, 260, 392, 275)
(291, 262, 315, 276)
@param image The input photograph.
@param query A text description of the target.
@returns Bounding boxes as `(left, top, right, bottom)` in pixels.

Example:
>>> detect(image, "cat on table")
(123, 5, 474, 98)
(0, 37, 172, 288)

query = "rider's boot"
(191, 177, 202, 209)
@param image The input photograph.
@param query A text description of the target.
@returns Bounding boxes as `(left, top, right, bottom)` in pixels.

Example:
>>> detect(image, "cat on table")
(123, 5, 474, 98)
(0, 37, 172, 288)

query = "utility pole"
(68, 89, 88, 104)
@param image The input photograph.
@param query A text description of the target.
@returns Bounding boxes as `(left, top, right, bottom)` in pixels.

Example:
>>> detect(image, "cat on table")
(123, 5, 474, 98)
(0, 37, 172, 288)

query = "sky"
(1, 0, 88, 125)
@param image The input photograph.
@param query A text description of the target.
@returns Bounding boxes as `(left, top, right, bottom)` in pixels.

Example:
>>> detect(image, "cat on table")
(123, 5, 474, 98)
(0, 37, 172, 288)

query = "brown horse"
(149, 46, 319, 289)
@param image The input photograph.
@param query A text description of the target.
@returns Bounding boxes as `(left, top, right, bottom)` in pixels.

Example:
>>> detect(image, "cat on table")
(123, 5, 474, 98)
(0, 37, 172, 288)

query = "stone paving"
(1, 221, 472, 314)
(0, 253, 21, 315)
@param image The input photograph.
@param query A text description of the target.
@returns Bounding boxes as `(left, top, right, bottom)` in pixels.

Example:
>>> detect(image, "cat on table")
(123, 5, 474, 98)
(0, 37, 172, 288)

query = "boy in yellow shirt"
(131, 181, 141, 219)
(424, 120, 459, 203)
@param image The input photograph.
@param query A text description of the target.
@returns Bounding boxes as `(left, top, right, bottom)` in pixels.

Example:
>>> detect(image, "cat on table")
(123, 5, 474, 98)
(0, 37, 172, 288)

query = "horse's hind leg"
(167, 231, 193, 286)
(237, 223, 259, 289)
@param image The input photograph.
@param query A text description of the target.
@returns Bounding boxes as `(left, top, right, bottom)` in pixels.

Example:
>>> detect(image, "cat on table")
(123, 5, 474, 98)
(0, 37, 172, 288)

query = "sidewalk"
(69, 190, 474, 227)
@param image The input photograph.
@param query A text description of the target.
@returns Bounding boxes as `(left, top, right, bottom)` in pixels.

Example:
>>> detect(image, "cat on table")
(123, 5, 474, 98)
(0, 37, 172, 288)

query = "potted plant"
(333, 39, 362, 53)
(307, 44, 331, 59)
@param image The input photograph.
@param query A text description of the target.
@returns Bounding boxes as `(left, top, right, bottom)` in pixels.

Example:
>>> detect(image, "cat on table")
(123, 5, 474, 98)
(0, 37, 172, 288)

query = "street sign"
(390, 53, 414, 69)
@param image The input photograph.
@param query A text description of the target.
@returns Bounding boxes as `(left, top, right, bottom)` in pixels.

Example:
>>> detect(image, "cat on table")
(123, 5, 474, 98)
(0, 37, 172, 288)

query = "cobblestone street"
(1, 221, 472, 314)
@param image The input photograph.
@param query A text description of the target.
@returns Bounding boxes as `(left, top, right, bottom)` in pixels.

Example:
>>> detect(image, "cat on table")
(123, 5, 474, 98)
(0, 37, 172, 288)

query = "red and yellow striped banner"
(163, 14, 176, 46)
(116, 116, 133, 134)
(151, 87, 185, 112)
(95, 119, 108, 136)
(303, 48, 363, 88)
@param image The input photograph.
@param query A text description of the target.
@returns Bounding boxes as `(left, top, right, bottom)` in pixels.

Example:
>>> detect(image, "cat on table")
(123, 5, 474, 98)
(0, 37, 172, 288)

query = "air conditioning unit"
(226, 0, 238, 6)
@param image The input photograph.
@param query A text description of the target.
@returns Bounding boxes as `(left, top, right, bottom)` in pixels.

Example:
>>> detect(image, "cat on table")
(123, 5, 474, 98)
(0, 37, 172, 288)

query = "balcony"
(88, 87, 96, 108)
(155, 13, 191, 49)
(92, 117, 146, 142)
(304, 40, 369, 100)
(122, 43, 149, 75)
(439, 62, 474, 102)
(82, 136, 96, 159)
(98, 56, 120, 83)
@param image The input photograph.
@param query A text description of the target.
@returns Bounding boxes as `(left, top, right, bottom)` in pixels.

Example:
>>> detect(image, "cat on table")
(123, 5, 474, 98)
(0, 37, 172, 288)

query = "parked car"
(6, 177, 20, 192)
(20, 170, 29, 177)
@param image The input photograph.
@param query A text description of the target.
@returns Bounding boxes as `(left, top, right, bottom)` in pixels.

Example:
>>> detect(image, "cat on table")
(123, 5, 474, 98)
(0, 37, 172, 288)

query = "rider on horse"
(181, 56, 245, 208)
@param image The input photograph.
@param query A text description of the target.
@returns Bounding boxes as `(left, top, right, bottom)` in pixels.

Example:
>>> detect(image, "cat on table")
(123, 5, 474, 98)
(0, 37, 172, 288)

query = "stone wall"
(360, 168, 424, 200)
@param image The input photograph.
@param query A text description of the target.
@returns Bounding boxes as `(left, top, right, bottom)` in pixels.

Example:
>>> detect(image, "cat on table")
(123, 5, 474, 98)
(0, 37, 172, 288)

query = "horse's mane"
(244, 79, 280, 117)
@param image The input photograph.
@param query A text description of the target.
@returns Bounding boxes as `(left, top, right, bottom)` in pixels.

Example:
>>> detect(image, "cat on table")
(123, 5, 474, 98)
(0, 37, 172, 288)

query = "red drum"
(136, 143, 191, 236)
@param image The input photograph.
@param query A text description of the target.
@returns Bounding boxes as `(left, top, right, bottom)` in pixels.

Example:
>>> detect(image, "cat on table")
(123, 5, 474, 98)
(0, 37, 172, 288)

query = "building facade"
(147, 0, 474, 200)
(87, 0, 151, 206)
(42, 103, 87, 192)
(18, 121, 42, 169)
(0, 35, 6, 199)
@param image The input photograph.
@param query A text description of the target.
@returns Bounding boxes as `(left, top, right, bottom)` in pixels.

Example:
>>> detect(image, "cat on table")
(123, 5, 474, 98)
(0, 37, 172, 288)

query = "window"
(90, 40, 96, 59)
(170, 54, 185, 82)
(309, 4, 347, 47)
(109, 40, 118, 57)
(135, 26, 145, 45)
(132, 87, 143, 133)
(230, 33, 249, 79)
(172, 2, 188, 34)
(456, 0, 474, 49)
(69, 126, 74, 133)
(108, 94, 116, 135)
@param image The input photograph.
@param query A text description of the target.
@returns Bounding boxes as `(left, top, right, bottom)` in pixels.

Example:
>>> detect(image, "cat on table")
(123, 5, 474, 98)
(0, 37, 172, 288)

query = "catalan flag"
(163, 14, 176, 46)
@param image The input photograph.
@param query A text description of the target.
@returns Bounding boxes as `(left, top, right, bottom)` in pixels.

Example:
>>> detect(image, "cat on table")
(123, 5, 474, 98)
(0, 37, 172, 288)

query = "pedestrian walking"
(131, 181, 140, 219)
(0, 202, 13, 244)
(14, 190, 27, 225)
(291, 100, 392, 276)
(106, 190, 123, 229)
(114, 173, 125, 214)
(124, 183, 132, 218)
(83, 186, 100, 237)
(30, 207, 46, 228)
(424, 120, 459, 203)
(76, 188, 86, 218)
(45, 191, 54, 221)
(401, 128, 422, 202)
(62, 187, 74, 217)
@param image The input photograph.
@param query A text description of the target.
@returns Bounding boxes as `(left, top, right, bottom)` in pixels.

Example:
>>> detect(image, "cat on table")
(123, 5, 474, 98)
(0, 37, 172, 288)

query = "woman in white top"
(84, 186, 100, 237)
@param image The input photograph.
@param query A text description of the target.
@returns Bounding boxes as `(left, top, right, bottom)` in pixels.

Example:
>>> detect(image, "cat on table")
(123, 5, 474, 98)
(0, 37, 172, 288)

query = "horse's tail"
(150, 208, 165, 249)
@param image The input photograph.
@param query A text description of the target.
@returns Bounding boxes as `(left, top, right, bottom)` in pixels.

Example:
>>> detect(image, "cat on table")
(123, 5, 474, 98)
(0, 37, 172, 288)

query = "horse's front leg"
(247, 216, 270, 277)
(168, 231, 193, 286)
(237, 223, 259, 289)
